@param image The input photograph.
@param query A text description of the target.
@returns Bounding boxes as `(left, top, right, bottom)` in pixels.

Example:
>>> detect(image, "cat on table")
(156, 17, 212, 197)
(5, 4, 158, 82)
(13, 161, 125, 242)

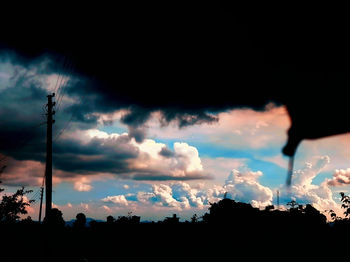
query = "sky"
(1, 58, 350, 222)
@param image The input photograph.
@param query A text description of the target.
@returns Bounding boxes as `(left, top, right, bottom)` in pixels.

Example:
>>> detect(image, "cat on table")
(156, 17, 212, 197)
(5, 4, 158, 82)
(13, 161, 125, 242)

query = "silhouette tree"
(287, 200, 299, 209)
(303, 204, 327, 225)
(264, 205, 275, 211)
(191, 214, 198, 223)
(74, 213, 87, 228)
(106, 215, 115, 224)
(20, 215, 34, 225)
(43, 208, 65, 227)
(0, 185, 34, 223)
(202, 198, 257, 224)
(340, 192, 350, 217)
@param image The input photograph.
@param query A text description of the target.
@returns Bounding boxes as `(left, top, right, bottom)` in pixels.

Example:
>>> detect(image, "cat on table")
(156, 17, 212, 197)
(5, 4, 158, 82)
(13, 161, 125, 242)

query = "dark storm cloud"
(0, 2, 277, 127)
(0, 67, 48, 162)
(52, 135, 139, 174)
(2, 1, 350, 157)
(51, 133, 211, 181)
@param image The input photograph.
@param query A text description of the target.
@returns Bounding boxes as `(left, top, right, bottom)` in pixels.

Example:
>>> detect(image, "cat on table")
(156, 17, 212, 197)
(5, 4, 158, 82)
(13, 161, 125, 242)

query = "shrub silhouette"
(0, 184, 34, 223)
(43, 208, 65, 227)
(106, 215, 115, 224)
(74, 213, 87, 228)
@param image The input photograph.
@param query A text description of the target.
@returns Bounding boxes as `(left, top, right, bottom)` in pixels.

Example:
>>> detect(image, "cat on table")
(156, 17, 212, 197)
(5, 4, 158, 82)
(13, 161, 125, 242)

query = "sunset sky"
(1, 58, 350, 221)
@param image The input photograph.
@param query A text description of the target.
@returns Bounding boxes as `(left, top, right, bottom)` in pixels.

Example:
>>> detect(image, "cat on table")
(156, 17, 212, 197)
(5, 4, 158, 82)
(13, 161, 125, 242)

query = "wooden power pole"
(45, 93, 55, 219)
(38, 186, 44, 222)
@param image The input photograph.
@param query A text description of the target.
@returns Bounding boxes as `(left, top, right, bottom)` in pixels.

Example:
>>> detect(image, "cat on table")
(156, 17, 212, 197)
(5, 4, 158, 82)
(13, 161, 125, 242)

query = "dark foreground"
(2, 198, 350, 261)
(1, 218, 350, 261)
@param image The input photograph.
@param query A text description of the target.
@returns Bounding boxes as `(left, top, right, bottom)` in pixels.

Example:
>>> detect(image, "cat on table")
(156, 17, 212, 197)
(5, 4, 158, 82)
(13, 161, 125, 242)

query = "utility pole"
(277, 190, 280, 209)
(45, 93, 55, 219)
(38, 186, 44, 222)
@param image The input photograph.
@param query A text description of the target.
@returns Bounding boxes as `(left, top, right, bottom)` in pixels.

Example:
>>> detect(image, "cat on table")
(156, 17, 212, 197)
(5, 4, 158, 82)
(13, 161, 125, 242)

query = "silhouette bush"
(74, 212, 87, 228)
(43, 208, 65, 227)
(0, 183, 34, 223)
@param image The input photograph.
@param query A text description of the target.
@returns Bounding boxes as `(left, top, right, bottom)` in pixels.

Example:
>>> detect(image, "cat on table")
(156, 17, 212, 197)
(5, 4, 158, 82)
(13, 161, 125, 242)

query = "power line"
(53, 113, 74, 142)
(55, 60, 75, 114)
(53, 77, 89, 143)
(53, 55, 68, 95)
(55, 55, 74, 105)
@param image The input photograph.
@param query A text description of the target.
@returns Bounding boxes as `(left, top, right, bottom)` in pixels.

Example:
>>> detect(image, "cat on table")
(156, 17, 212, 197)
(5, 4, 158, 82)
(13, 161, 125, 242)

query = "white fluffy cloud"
(223, 169, 273, 207)
(327, 168, 350, 186)
(102, 195, 129, 206)
(104, 168, 273, 211)
(100, 156, 344, 218)
(281, 156, 339, 214)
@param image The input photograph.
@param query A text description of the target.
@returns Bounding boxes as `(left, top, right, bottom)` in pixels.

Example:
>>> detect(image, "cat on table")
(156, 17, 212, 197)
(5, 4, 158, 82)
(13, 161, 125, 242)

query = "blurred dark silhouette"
(43, 208, 65, 228)
(191, 214, 198, 223)
(163, 214, 180, 224)
(106, 215, 115, 224)
(115, 212, 141, 225)
(73, 213, 87, 228)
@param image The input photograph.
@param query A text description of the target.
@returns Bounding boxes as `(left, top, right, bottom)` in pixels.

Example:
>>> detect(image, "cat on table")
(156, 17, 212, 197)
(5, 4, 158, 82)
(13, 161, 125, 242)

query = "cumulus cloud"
(327, 168, 350, 186)
(105, 169, 272, 211)
(101, 156, 343, 218)
(102, 195, 129, 206)
(223, 169, 273, 207)
(60, 130, 210, 181)
(73, 177, 93, 192)
(279, 156, 339, 213)
(134, 182, 216, 210)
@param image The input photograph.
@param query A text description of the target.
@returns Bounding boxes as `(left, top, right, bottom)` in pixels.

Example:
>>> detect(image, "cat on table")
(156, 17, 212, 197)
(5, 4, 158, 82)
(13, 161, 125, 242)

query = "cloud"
(4, 2, 350, 162)
(106, 168, 273, 211)
(73, 177, 93, 192)
(327, 169, 350, 186)
(133, 182, 217, 210)
(223, 169, 273, 207)
(0, 158, 44, 186)
(146, 105, 290, 150)
(102, 195, 129, 206)
(1, 2, 277, 130)
(1, 127, 210, 186)
(280, 156, 339, 214)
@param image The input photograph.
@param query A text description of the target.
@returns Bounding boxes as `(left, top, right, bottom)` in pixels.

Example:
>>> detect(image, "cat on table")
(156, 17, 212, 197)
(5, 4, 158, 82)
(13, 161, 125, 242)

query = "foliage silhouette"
(340, 192, 350, 217)
(74, 212, 87, 228)
(0, 184, 33, 223)
(106, 215, 115, 224)
(43, 208, 65, 227)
